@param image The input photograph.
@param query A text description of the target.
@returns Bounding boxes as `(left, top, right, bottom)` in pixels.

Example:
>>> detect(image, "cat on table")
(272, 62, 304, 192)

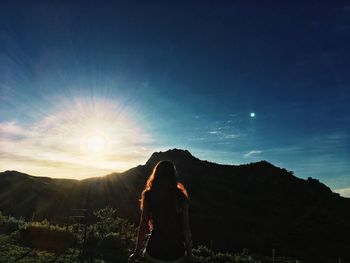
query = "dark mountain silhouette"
(1, 149, 349, 263)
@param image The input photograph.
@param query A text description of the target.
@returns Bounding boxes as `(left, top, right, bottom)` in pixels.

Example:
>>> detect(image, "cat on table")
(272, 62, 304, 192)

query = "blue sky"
(0, 1, 349, 195)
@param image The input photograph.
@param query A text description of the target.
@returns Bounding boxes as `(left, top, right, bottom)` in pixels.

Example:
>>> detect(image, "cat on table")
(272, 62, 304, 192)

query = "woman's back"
(129, 160, 192, 263)
(145, 190, 187, 260)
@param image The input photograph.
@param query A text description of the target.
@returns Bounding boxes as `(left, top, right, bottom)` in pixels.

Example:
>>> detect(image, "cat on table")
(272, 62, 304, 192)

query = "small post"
(272, 248, 275, 263)
(339, 257, 341, 263)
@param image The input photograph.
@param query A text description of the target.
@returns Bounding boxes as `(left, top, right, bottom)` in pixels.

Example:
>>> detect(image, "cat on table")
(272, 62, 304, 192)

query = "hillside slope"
(1, 149, 349, 262)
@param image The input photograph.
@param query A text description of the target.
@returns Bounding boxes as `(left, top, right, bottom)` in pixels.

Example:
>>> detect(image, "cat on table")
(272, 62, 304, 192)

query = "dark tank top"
(145, 190, 187, 260)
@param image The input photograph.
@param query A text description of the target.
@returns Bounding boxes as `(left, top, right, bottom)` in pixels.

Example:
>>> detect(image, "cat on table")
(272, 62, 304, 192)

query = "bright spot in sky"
(0, 97, 154, 179)
(250, 112, 256, 118)
(87, 135, 107, 152)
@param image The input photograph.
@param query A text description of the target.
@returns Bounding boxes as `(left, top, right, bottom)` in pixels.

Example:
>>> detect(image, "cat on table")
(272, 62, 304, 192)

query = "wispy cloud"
(244, 150, 262, 158)
(224, 134, 240, 139)
(0, 121, 28, 137)
(208, 127, 242, 139)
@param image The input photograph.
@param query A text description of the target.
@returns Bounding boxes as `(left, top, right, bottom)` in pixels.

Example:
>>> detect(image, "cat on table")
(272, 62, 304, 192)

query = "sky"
(0, 1, 349, 196)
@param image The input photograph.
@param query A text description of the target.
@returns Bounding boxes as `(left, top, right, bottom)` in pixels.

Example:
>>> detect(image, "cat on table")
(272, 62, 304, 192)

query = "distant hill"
(1, 149, 349, 263)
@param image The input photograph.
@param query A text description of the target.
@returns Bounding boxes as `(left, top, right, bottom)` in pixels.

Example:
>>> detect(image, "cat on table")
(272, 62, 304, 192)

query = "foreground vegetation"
(0, 208, 299, 263)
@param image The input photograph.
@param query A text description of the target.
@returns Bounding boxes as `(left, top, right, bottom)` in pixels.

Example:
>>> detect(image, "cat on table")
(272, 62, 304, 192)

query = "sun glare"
(0, 96, 153, 178)
(87, 135, 107, 152)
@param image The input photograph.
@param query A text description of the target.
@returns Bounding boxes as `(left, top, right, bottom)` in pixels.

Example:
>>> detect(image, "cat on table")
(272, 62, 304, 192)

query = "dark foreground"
(0, 208, 299, 263)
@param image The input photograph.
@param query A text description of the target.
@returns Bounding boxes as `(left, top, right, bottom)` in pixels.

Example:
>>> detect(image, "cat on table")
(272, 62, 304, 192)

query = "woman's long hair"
(140, 160, 188, 210)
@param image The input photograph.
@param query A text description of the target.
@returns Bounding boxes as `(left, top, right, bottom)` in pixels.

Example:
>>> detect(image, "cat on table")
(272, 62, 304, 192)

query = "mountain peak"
(145, 148, 199, 167)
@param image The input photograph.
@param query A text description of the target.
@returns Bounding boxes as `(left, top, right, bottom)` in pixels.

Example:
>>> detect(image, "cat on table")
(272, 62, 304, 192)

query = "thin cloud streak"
(244, 150, 262, 158)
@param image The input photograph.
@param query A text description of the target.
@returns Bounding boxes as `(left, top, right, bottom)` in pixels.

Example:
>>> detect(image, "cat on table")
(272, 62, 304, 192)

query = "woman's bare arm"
(129, 197, 150, 262)
(182, 201, 193, 260)
(134, 201, 150, 254)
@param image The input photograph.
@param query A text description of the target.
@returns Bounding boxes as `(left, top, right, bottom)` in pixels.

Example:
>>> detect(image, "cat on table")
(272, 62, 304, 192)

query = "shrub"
(0, 212, 25, 234)
(193, 245, 214, 262)
(93, 206, 136, 238)
(80, 207, 137, 262)
(213, 252, 235, 263)
(193, 246, 262, 263)
(19, 223, 76, 253)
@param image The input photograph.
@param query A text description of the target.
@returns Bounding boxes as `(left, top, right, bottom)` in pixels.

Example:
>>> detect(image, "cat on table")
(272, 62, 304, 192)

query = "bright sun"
(87, 135, 107, 152)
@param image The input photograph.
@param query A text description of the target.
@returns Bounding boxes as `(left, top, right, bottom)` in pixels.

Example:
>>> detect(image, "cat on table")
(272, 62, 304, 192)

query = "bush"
(193, 245, 213, 262)
(0, 212, 25, 234)
(0, 210, 300, 263)
(82, 207, 137, 262)
(93, 206, 136, 238)
(213, 252, 235, 263)
(19, 223, 76, 253)
(193, 246, 262, 263)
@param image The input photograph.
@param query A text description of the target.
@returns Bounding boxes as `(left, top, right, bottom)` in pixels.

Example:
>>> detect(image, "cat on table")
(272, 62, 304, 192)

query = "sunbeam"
(0, 96, 153, 179)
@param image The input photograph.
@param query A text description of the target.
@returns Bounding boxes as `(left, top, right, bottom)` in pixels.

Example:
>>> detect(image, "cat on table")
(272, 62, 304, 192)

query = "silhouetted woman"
(129, 160, 193, 263)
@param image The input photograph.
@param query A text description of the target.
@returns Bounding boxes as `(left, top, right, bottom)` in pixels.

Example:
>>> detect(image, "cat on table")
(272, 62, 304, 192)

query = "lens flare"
(87, 135, 106, 152)
(0, 96, 153, 179)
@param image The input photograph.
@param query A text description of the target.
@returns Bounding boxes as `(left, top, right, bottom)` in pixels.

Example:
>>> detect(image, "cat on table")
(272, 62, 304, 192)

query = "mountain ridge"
(0, 148, 349, 262)
(1, 149, 326, 186)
